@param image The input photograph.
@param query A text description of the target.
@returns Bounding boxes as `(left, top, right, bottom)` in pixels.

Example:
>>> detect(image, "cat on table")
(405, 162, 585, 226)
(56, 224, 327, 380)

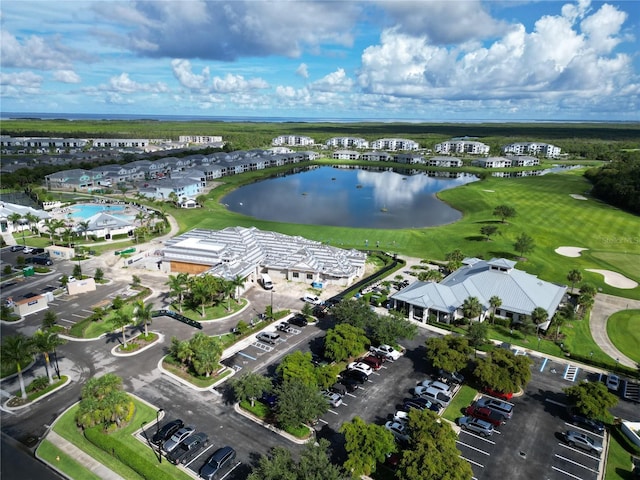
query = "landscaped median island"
(4, 375, 69, 409)
(40, 374, 193, 480)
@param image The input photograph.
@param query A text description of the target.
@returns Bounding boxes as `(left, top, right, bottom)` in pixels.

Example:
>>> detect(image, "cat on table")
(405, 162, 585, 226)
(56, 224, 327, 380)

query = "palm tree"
(461, 296, 483, 324)
(222, 280, 235, 312)
(567, 269, 582, 294)
(230, 274, 245, 303)
(7, 213, 23, 233)
(32, 330, 66, 384)
(134, 300, 154, 337)
(166, 273, 189, 313)
(110, 310, 132, 347)
(77, 220, 90, 240)
(531, 307, 549, 336)
(489, 296, 502, 324)
(51, 219, 66, 245)
(24, 213, 40, 234)
(62, 226, 74, 247)
(0, 334, 34, 399)
(42, 310, 58, 330)
(43, 218, 56, 243)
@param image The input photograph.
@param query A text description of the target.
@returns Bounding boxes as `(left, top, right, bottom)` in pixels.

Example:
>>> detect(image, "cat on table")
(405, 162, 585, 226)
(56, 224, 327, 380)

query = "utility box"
(23, 266, 35, 277)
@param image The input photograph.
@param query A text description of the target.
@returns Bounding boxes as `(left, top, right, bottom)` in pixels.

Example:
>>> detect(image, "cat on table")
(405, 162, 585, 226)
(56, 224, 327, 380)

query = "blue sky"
(1, 0, 639, 121)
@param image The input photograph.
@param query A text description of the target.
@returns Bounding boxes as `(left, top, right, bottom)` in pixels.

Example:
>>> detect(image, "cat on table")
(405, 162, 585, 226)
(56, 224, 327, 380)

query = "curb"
(111, 331, 164, 357)
(2, 375, 71, 411)
(233, 402, 313, 445)
(157, 356, 234, 392)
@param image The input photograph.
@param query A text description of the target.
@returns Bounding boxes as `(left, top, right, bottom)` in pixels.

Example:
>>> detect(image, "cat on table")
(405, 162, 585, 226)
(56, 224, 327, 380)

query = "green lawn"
(37, 440, 103, 480)
(52, 397, 192, 480)
(606, 426, 639, 480)
(606, 310, 640, 365)
(442, 385, 478, 423)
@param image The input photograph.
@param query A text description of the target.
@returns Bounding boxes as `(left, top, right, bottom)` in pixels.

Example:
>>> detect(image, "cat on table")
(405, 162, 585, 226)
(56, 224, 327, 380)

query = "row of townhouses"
(273, 135, 561, 158)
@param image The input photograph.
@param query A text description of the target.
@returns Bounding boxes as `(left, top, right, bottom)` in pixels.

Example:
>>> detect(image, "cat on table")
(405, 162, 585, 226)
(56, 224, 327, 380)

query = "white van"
(260, 273, 273, 290)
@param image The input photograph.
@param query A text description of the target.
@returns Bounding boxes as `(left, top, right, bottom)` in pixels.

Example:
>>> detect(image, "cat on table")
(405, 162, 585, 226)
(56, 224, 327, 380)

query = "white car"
(347, 362, 373, 376)
(393, 410, 409, 424)
(605, 374, 620, 391)
(369, 344, 401, 361)
(419, 379, 453, 393)
(303, 294, 322, 305)
(413, 386, 452, 407)
(22, 246, 34, 254)
(385, 421, 410, 442)
(322, 390, 343, 407)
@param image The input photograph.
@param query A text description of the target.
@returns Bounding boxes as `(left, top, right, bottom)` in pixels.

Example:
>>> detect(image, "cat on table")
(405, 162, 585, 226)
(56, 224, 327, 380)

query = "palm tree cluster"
(168, 333, 223, 378)
(0, 315, 66, 399)
(76, 373, 133, 430)
(166, 272, 245, 317)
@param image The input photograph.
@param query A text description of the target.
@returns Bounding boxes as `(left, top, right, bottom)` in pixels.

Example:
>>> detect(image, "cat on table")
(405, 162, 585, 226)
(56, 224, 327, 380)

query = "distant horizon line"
(1, 111, 637, 125)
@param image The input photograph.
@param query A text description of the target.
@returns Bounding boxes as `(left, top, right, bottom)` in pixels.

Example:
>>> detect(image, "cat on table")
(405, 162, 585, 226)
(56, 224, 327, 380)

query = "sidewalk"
(42, 431, 126, 480)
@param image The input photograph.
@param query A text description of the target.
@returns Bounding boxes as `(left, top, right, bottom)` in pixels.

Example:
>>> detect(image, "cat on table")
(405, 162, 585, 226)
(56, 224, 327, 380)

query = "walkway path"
(43, 431, 125, 480)
(589, 293, 640, 369)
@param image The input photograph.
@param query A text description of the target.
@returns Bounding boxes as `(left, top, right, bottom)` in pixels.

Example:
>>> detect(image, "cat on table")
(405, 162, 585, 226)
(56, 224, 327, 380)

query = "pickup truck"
(369, 344, 401, 361)
(465, 404, 506, 427)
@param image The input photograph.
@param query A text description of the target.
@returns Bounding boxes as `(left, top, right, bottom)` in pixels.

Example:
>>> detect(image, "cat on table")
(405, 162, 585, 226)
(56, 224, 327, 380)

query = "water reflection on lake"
(222, 166, 478, 228)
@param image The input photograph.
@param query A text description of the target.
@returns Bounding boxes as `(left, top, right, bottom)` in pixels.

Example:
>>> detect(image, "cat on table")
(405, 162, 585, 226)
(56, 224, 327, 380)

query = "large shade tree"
(474, 348, 532, 394)
(274, 378, 328, 430)
(425, 336, 472, 374)
(493, 204, 516, 223)
(231, 372, 272, 407)
(324, 323, 369, 363)
(340, 416, 396, 478)
(564, 381, 618, 420)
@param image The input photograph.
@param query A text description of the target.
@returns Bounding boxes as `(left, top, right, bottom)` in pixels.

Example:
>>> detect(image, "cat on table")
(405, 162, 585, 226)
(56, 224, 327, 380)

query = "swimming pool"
(69, 204, 135, 221)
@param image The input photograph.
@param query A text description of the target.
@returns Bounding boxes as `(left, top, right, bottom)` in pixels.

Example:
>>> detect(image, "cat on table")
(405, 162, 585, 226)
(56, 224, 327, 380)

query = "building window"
(306, 274, 313, 280)
(292, 272, 299, 278)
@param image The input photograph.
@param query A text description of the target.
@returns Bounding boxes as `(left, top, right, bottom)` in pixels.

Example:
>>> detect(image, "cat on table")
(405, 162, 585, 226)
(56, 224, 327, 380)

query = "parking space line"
(59, 318, 74, 324)
(81, 309, 93, 314)
(555, 454, 600, 473)
(460, 455, 484, 468)
(346, 393, 357, 398)
(184, 443, 215, 467)
(219, 461, 242, 480)
(459, 431, 496, 444)
(552, 466, 584, 480)
(540, 357, 549, 371)
(371, 372, 381, 376)
(237, 351, 256, 360)
(457, 439, 492, 453)
(563, 364, 579, 382)
(318, 418, 328, 424)
(71, 313, 85, 318)
(327, 409, 339, 415)
(545, 398, 567, 407)
(558, 443, 602, 459)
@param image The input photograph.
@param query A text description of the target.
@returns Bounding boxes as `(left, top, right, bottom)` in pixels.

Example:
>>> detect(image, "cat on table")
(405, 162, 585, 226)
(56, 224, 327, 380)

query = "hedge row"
(84, 427, 174, 480)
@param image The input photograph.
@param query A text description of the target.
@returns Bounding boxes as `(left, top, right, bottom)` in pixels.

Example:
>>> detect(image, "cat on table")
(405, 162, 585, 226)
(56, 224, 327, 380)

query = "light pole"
(155, 409, 164, 463)
(270, 290, 276, 319)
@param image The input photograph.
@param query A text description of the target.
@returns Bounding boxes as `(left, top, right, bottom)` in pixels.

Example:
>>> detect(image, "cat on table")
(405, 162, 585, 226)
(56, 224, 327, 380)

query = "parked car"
(393, 410, 409, 424)
(412, 386, 452, 407)
(21, 246, 34, 254)
(483, 387, 513, 401)
(303, 294, 322, 305)
(163, 426, 195, 453)
(458, 416, 494, 437)
(567, 408, 605, 434)
(476, 396, 513, 419)
(361, 355, 383, 371)
(200, 446, 236, 480)
(465, 404, 506, 427)
(9, 245, 24, 252)
(438, 369, 465, 385)
(151, 419, 184, 446)
(31, 248, 45, 255)
(259, 392, 278, 408)
(322, 390, 343, 407)
(341, 369, 368, 384)
(338, 376, 361, 391)
(166, 432, 209, 464)
(288, 315, 308, 327)
(563, 430, 603, 454)
(330, 382, 348, 396)
(256, 332, 281, 345)
(369, 344, 401, 361)
(313, 305, 328, 317)
(276, 322, 290, 332)
(29, 256, 53, 266)
(385, 421, 410, 443)
(606, 374, 620, 392)
(347, 362, 373, 376)
(402, 397, 440, 413)
(419, 379, 453, 394)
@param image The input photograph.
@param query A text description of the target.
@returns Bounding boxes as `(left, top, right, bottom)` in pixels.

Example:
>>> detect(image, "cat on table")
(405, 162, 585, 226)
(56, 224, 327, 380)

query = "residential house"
(370, 138, 419, 151)
(325, 137, 369, 149)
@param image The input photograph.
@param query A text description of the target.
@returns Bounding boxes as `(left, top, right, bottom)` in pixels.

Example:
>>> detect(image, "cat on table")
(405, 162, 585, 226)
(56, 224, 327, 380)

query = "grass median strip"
(443, 385, 478, 423)
(37, 440, 103, 480)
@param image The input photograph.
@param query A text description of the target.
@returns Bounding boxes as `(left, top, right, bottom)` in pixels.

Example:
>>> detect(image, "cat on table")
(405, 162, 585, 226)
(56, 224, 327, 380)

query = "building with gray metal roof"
(162, 227, 367, 288)
(389, 257, 567, 329)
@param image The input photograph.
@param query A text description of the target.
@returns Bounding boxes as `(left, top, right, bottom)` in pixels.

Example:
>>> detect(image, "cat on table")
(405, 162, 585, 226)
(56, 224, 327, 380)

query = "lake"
(222, 166, 478, 229)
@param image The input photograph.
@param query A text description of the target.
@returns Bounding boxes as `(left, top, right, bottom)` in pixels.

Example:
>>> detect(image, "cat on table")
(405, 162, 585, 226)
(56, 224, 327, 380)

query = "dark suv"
(341, 368, 368, 384)
(289, 315, 308, 327)
(166, 432, 209, 465)
(200, 446, 236, 480)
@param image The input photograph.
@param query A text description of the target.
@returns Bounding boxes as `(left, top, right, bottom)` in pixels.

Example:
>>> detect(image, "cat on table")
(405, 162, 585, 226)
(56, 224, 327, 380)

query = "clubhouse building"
(389, 257, 567, 329)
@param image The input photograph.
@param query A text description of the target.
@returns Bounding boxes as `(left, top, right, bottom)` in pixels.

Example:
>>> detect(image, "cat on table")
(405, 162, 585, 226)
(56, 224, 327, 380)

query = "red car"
(484, 388, 513, 401)
(465, 404, 506, 427)
(361, 355, 383, 371)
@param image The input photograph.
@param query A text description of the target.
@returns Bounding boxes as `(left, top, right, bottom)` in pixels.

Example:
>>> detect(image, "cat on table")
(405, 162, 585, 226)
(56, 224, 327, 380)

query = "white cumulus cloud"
(296, 63, 309, 79)
(53, 70, 81, 83)
(210, 73, 269, 93)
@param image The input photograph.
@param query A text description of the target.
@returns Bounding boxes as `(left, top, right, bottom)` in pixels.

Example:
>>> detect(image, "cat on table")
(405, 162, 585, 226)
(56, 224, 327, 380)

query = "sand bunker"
(570, 194, 588, 200)
(555, 246, 588, 257)
(483, 189, 495, 193)
(586, 269, 638, 289)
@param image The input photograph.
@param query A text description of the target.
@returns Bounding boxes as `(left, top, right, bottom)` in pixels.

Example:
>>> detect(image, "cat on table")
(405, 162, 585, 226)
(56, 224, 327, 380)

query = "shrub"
(27, 376, 50, 393)
(3, 265, 12, 275)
